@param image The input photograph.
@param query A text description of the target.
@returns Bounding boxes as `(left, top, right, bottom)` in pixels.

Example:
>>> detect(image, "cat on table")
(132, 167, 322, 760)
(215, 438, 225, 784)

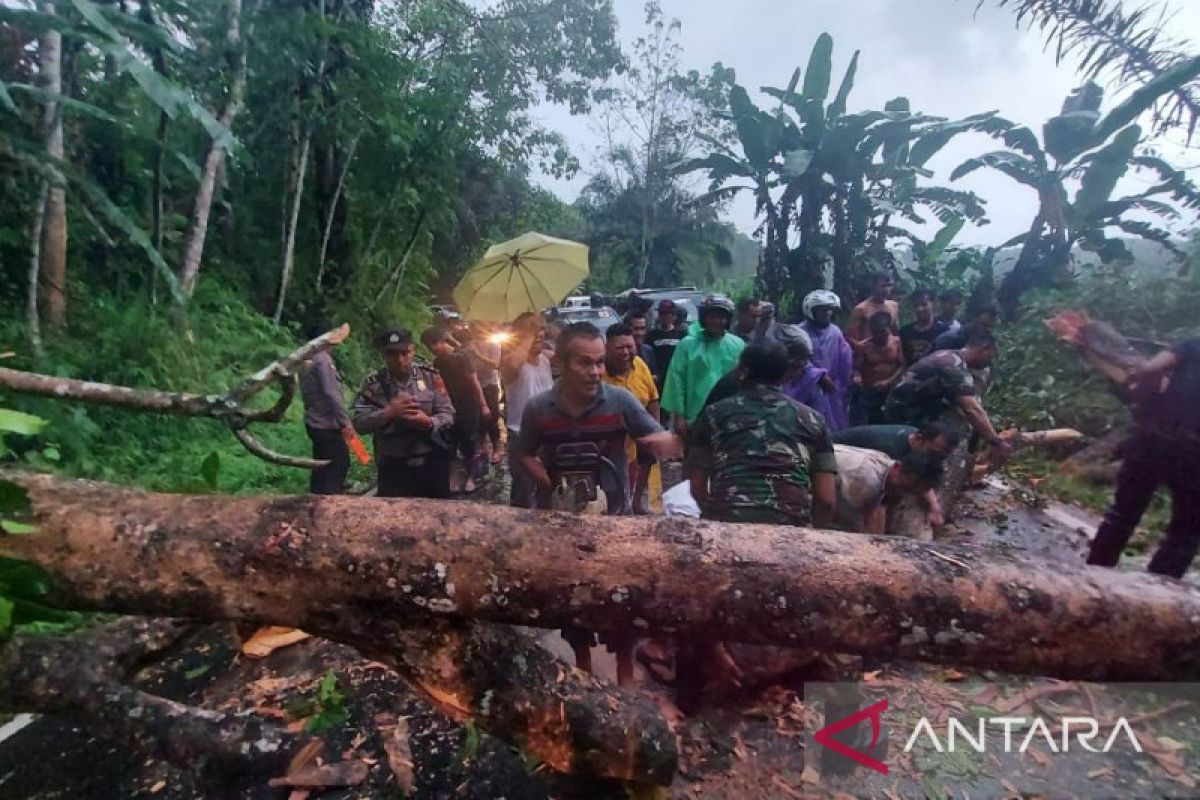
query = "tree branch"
(0, 324, 350, 468)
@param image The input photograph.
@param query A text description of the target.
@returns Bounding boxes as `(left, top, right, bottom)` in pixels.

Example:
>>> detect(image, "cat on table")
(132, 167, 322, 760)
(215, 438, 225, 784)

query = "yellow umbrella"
(453, 232, 589, 323)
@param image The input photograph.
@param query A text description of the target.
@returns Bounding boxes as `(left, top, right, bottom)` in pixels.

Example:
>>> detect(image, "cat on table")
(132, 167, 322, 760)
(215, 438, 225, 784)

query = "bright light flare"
(488, 331, 514, 345)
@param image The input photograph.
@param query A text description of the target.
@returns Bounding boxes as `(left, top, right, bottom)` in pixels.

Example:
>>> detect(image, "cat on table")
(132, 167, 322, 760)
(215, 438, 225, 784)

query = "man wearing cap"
(353, 327, 456, 498)
(647, 300, 687, 388)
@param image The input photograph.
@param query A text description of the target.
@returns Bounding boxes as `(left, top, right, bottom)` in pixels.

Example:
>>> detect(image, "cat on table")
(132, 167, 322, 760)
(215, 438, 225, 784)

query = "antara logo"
(813, 698, 1146, 777)
(813, 698, 890, 775)
(903, 716, 1144, 755)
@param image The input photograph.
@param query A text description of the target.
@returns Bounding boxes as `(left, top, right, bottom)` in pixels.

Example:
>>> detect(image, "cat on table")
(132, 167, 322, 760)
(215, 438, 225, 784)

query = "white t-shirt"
(503, 354, 553, 433)
(833, 444, 893, 532)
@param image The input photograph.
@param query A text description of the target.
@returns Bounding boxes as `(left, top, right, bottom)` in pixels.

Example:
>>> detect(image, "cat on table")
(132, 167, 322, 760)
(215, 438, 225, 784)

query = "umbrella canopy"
(452, 232, 589, 323)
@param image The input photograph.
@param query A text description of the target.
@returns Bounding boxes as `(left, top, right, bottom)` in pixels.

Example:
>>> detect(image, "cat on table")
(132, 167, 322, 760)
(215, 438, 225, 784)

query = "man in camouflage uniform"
(353, 327, 456, 498)
(686, 342, 837, 527)
(883, 332, 1011, 464)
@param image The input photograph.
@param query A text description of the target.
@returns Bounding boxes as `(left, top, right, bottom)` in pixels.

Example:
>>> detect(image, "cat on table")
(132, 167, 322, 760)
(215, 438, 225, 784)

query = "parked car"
(545, 305, 620, 335)
(623, 287, 713, 325)
(562, 295, 590, 309)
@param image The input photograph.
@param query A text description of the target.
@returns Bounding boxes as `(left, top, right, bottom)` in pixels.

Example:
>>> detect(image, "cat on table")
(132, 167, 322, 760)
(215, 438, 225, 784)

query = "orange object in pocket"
(346, 432, 371, 465)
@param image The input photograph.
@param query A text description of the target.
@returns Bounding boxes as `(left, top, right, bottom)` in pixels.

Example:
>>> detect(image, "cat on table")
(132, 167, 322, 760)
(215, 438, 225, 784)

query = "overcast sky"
(530, 0, 1200, 247)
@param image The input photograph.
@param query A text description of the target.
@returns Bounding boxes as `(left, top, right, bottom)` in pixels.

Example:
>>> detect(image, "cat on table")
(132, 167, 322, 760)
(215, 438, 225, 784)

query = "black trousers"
(481, 384, 502, 443)
(377, 451, 452, 499)
(307, 426, 349, 495)
(850, 386, 890, 427)
(1088, 432, 1200, 579)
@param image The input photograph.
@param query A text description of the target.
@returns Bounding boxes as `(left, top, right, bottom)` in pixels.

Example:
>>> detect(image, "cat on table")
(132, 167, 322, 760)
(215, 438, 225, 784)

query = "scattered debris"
(242, 627, 312, 659)
(378, 715, 415, 793)
(929, 550, 971, 571)
(268, 759, 369, 789)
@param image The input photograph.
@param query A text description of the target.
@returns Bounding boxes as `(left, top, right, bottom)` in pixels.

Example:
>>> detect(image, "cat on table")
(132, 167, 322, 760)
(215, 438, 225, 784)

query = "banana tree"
(940, 59, 1200, 317)
(680, 33, 990, 313)
(675, 81, 796, 301)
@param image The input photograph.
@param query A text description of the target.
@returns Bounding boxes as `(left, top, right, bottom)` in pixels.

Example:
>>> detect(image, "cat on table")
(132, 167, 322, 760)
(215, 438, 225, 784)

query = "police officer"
(353, 327, 455, 498)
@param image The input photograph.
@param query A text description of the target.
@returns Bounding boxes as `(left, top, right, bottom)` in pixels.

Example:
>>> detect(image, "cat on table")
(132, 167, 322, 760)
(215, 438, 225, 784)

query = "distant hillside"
(677, 229, 759, 290)
(896, 237, 1189, 282)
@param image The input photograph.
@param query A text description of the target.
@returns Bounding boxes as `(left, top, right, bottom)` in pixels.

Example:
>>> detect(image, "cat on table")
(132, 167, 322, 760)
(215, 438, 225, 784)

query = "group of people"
(297, 276, 1200, 688)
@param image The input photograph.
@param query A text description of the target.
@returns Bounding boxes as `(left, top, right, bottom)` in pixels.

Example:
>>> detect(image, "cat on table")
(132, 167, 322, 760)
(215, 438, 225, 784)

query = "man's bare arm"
(516, 452, 552, 491)
(637, 431, 683, 461)
(862, 502, 887, 535)
(923, 488, 944, 527)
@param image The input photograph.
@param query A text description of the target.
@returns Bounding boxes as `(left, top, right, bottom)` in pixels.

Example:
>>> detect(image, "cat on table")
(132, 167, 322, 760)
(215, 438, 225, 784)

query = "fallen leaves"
(241, 627, 311, 659)
(376, 713, 415, 793)
(287, 739, 325, 774)
(769, 773, 807, 799)
(1134, 731, 1186, 777)
(268, 760, 369, 789)
(994, 680, 1076, 715)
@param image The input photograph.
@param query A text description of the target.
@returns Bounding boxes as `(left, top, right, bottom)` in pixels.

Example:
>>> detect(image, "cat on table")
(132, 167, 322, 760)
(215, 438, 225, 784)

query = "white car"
(562, 295, 590, 309)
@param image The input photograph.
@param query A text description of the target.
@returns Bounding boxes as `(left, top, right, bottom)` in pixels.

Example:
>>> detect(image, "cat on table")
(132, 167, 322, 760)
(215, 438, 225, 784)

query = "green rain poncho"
(661, 330, 745, 423)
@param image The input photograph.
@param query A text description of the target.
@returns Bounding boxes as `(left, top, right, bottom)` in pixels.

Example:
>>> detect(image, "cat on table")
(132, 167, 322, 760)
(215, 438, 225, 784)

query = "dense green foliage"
(943, 74, 1200, 315)
(0, 283, 376, 494)
(991, 248, 1200, 436)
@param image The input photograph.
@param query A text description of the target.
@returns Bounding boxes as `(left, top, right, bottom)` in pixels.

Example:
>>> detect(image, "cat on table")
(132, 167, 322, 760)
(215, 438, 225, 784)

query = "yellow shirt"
(603, 357, 660, 461)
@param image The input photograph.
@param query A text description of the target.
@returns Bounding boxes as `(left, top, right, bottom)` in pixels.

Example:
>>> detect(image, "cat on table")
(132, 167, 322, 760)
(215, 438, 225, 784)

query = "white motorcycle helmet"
(802, 290, 842, 320)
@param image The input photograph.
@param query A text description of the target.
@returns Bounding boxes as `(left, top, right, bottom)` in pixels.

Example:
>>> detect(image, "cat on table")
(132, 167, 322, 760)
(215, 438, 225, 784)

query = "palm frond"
(986, 0, 1200, 139)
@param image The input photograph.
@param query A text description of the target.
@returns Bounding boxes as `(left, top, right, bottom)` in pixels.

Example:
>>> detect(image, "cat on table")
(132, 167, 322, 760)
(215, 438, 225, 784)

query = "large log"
(0, 618, 294, 774)
(1, 496, 674, 786)
(6, 472, 1200, 685)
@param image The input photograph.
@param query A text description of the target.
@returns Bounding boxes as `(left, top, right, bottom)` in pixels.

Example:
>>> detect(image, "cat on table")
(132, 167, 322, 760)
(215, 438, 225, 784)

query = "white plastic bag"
(662, 481, 701, 518)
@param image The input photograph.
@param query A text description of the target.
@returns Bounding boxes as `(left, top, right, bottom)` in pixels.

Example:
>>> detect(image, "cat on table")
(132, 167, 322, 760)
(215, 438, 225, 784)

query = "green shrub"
(991, 260, 1200, 436)
(1, 279, 423, 494)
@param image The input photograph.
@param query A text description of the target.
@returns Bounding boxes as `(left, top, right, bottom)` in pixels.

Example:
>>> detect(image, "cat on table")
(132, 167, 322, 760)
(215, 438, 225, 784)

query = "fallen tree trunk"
(6, 472, 1200, 685)
(0, 618, 294, 774)
(1, 475, 676, 786)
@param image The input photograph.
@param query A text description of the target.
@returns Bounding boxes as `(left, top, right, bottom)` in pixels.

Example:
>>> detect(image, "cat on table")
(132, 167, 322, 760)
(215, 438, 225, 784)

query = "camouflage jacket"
(685, 385, 838, 526)
(352, 362, 455, 461)
(884, 349, 976, 428)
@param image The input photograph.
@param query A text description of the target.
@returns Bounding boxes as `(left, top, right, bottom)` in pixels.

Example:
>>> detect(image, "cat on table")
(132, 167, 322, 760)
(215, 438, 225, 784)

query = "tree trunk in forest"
(315, 132, 358, 291)
(38, 0, 67, 331)
(139, 0, 170, 258)
(26, 183, 48, 357)
(176, 0, 252, 301)
(312, 139, 353, 298)
(8, 471, 1200, 683)
(2, 475, 677, 784)
(830, 186, 853, 305)
(273, 127, 311, 324)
